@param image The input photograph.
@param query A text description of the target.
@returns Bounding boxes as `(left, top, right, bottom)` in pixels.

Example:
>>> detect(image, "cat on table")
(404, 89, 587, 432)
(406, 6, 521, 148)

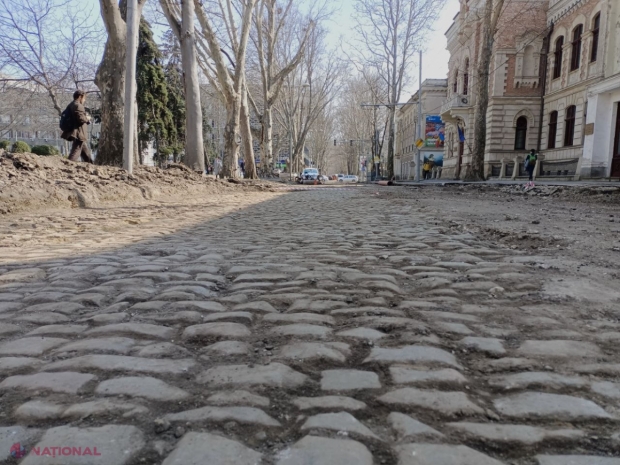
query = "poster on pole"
(425, 115, 445, 148)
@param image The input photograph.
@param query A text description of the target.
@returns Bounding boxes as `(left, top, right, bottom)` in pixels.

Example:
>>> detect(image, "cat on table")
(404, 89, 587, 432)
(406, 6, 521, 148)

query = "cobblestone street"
(1, 186, 619, 464)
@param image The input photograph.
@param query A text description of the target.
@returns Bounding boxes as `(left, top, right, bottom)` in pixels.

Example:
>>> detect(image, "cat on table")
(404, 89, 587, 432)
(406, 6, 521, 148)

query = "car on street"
(338, 174, 359, 183)
(297, 168, 323, 184)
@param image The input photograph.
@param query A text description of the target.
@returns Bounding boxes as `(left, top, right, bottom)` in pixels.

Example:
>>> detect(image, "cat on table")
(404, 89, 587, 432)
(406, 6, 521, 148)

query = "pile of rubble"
(0, 150, 276, 215)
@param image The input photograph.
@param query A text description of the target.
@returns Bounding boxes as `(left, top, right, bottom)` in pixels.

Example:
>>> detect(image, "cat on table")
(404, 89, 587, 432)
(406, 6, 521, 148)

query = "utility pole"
(289, 131, 293, 181)
(415, 50, 423, 182)
(122, 0, 139, 174)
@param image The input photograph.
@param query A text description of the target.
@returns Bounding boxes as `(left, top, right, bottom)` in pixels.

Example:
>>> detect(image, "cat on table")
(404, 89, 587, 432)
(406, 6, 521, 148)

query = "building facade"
(441, 0, 548, 179)
(395, 79, 448, 180)
(542, 0, 620, 178)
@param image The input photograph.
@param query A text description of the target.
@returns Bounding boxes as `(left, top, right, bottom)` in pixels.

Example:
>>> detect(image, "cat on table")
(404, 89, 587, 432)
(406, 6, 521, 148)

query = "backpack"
(59, 105, 74, 132)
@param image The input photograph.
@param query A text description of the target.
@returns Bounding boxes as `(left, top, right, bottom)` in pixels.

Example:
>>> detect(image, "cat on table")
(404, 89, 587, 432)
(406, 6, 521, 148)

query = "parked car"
(318, 174, 329, 182)
(338, 174, 359, 183)
(336, 174, 345, 182)
(297, 168, 322, 184)
(272, 168, 282, 176)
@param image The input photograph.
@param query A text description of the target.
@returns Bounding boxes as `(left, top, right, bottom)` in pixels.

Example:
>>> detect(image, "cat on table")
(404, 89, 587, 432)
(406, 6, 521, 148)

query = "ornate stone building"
(441, 0, 548, 179)
(542, 0, 620, 178)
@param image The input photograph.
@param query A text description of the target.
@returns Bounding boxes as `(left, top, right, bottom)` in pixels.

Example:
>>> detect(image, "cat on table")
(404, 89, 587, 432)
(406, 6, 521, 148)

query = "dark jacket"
(61, 100, 90, 141)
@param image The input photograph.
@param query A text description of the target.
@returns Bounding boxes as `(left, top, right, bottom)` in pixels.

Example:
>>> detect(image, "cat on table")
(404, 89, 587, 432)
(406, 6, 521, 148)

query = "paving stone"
(364, 345, 461, 368)
(54, 337, 136, 355)
(379, 388, 484, 416)
(207, 390, 270, 407)
(182, 322, 250, 340)
(488, 372, 588, 390)
(279, 342, 349, 362)
(536, 457, 620, 465)
(575, 364, 620, 376)
(388, 412, 444, 440)
(289, 299, 348, 312)
(419, 311, 480, 322)
(390, 367, 467, 386)
(86, 322, 175, 339)
(460, 337, 506, 356)
(337, 327, 386, 340)
(394, 443, 505, 465)
(15, 312, 71, 324)
(198, 363, 307, 388)
(22, 302, 82, 315)
(264, 313, 335, 325)
(165, 405, 280, 426)
(485, 358, 539, 372)
(0, 337, 69, 356)
(42, 355, 196, 375)
(26, 325, 88, 337)
(293, 396, 367, 411)
(62, 400, 148, 419)
(15, 400, 65, 421)
(0, 357, 43, 372)
(23, 291, 72, 304)
(162, 432, 262, 465)
(493, 392, 612, 420)
(301, 412, 380, 439)
(0, 372, 96, 394)
(270, 324, 332, 338)
(448, 422, 586, 445)
(234, 273, 289, 282)
(517, 340, 602, 358)
(169, 301, 228, 312)
(201, 311, 254, 324)
(20, 425, 145, 465)
(0, 268, 46, 282)
(0, 426, 41, 455)
(202, 340, 249, 356)
(276, 435, 373, 465)
(321, 369, 381, 391)
(591, 381, 620, 399)
(136, 342, 191, 358)
(233, 301, 278, 313)
(85, 312, 129, 325)
(69, 293, 107, 307)
(434, 322, 474, 335)
(96, 376, 190, 401)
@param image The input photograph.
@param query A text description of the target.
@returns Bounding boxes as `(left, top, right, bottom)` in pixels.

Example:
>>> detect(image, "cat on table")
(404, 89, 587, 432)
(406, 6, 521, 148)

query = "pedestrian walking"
(61, 90, 94, 163)
(524, 149, 538, 188)
(239, 159, 245, 178)
(214, 158, 222, 178)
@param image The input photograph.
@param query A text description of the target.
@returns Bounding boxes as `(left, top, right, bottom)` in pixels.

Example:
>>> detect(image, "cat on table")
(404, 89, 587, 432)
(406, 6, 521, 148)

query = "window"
(553, 36, 563, 79)
(523, 45, 535, 76)
(514, 116, 528, 150)
(564, 105, 576, 146)
(591, 13, 600, 62)
(548, 111, 558, 149)
(570, 25, 583, 71)
(453, 70, 458, 93)
(463, 59, 469, 95)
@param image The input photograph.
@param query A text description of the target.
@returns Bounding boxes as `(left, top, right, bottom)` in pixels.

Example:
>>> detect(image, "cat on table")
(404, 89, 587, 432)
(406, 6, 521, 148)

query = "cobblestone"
(1, 187, 619, 463)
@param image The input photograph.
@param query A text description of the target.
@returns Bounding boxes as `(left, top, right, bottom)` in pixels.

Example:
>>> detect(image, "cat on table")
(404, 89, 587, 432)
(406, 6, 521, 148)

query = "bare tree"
(0, 0, 102, 116)
(191, 0, 258, 178)
(159, 0, 206, 171)
(274, 25, 342, 174)
(96, 0, 147, 165)
(305, 103, 334, 173)
(353, 0, 444, 178)
(249, 0, 314, 171)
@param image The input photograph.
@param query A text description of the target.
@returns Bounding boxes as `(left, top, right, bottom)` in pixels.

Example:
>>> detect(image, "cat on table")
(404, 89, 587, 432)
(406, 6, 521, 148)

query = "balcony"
(440, 94, 475, 124)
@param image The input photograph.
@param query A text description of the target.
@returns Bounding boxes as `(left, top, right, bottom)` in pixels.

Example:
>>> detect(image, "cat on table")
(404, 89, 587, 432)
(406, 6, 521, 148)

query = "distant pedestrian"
(524, 149, 538, 188)
(239, 159, 245, 178)
(214, 158, 222, 177)
(61, 90, 93, 163)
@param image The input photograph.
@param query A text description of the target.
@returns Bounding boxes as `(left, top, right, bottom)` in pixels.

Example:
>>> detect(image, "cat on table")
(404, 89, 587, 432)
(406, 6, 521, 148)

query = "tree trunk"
(221, 99, 241, 178)
(262, 107, 274, 171)
(181, 0, 205, 172)
(95, 37, 126, 166)
(387, 107, 395, 179)
(240, 88, 258, 179)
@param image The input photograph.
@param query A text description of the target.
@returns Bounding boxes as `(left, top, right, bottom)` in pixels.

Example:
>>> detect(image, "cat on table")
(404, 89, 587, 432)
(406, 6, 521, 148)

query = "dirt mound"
(0, 150, 278, 215)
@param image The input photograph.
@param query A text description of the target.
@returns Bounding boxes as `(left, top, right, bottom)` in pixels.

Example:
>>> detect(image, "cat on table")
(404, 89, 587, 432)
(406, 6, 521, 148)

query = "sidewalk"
(393, 178, 620, 187)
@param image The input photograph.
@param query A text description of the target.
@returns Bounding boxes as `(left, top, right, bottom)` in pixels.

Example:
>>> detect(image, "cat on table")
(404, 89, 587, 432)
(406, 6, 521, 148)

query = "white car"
(338, 174, 359, 183)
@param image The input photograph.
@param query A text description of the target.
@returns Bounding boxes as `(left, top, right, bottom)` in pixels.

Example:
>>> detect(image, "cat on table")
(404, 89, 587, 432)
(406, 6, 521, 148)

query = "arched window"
(553, 36, 563, 79)
(570, 25, 583, 71)
(548, 111, 558, 149)
(453, 70, 458, 93)
(591, 14, 600, 62)
(564, 105, 576, 146)
(463, 59, 469, 95)
(514, 116, 528, 150)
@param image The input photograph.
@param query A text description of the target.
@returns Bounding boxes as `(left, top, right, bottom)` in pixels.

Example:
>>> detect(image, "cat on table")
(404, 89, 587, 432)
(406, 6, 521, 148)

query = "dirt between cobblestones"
(0, 150, 279, 215)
